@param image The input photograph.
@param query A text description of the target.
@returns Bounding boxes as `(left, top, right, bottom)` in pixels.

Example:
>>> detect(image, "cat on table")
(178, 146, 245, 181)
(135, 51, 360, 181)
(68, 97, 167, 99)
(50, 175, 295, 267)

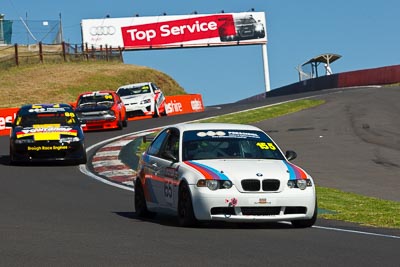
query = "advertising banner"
(81, 12, 266, 50)
(164, 94, 204, 115)
(0, 95, 204, 135)
(0, 107, 18, 136)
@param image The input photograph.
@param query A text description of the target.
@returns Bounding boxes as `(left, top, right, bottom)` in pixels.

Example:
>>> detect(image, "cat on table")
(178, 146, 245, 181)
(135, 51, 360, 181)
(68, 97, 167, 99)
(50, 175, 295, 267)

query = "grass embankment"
(0, 61, 186, 108)
(203, 99, 400, 229)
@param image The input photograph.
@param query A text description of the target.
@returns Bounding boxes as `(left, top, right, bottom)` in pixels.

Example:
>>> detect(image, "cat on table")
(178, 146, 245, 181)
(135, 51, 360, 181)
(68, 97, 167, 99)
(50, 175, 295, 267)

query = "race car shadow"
(115, 211, 295, 229)
(0, 155, 11, 166)
(0, 154, 83, 167)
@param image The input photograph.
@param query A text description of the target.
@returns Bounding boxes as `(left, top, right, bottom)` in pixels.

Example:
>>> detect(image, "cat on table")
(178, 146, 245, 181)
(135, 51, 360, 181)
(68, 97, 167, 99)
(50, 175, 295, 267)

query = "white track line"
(313, 225, 400, 239)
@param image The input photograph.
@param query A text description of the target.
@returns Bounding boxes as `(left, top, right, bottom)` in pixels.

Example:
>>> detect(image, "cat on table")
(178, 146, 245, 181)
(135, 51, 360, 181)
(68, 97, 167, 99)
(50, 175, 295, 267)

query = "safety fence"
(0, 42, 124, 69)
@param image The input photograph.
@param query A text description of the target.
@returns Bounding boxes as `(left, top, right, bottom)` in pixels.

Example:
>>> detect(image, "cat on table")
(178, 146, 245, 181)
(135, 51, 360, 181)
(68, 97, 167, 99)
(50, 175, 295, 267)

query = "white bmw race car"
(116, 82, 167, 118)
(135, 123, 317, 227)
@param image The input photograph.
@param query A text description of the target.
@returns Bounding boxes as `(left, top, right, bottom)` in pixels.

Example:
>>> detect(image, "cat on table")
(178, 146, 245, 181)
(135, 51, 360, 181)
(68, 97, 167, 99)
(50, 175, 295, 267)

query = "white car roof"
(172, 123, 263, 133)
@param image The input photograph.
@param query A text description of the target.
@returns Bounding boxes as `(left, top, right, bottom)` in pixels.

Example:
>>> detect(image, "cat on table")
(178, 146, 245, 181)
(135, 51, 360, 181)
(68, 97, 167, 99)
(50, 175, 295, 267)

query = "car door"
(143, 130, 169, 208)
(150, 128, 181, 210)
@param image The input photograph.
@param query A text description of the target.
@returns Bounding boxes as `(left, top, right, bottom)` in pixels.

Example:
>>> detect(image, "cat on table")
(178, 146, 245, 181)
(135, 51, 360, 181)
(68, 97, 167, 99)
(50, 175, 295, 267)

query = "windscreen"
(78, 93, 114, 108)
(182, 129, 285, 161)
(16, 111, 78, 127)
(117, 85, 151, 97)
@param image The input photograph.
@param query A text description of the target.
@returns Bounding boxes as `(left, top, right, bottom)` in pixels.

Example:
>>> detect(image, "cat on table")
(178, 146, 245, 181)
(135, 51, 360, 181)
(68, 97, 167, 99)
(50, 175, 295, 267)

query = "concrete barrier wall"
(338, 65, 400, 87)
(240, 64, 400, 102)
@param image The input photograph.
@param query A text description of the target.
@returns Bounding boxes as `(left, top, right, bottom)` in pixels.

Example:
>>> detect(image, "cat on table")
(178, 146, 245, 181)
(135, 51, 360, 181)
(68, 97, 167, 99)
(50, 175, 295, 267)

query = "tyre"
(9, 146, 17, 165)
(134, 179, 155, 218)
(117, 116, 123, 130)
(78, 151, 87, 165)
(291, 200, 318, 228)
(178, 182, 198, 227)
(160, 105, 167, 117)
(122, 113, 128, 127)
(152, 103, 160, 118)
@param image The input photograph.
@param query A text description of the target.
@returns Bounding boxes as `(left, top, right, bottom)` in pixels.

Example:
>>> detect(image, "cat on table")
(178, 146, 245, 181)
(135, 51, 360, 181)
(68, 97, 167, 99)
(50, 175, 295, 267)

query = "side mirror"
(285, 150, 297, 161)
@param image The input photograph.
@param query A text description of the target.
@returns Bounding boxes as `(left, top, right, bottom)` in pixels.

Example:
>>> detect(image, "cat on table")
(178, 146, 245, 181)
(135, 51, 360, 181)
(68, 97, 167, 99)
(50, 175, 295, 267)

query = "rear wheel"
(9, 146, 15, 165)
(78, 151, 87, 165)
(178, 182, 198, 227)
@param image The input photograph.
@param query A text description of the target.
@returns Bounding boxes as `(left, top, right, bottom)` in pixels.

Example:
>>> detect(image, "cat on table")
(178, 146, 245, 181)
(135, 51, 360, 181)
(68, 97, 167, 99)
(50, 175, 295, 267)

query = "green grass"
(317, 187, 400, 229)
(197, 99, 400, 229)
(202, 99, 325, 124)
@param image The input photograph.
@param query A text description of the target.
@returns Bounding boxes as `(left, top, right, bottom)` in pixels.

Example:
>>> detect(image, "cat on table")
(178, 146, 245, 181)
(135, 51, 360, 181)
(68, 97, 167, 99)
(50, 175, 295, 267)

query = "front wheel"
(178, 182, 198, 227)
(122, 113, 128, 127)
(152, 103, 160, 118)
(291, 200, 318, 228)
(134, 179, 155, 218)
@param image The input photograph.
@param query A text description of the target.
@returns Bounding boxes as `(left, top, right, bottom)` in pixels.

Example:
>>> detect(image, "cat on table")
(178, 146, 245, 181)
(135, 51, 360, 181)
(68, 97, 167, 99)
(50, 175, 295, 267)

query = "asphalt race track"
(0, 86, 399, 266)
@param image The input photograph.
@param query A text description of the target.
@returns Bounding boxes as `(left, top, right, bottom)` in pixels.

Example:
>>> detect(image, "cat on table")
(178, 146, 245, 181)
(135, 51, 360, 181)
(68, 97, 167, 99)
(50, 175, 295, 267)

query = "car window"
(151, 83, 160, 93)
(117, 85, 152, 96)
(16, 111, 78, 127)
(78, 93, 114, 107)
(147, 130, 169, 156)
(236, 17, 257, 24)
(116, 88, 133, 97)
(182, 129, 285, 161)
(161, 129, 180, 161)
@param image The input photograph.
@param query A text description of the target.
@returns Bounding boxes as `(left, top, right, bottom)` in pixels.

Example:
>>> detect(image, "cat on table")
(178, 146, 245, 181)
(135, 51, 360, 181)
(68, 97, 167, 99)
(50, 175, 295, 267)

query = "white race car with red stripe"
(116, 82, 166, 118)
(134, 123, 317, 227)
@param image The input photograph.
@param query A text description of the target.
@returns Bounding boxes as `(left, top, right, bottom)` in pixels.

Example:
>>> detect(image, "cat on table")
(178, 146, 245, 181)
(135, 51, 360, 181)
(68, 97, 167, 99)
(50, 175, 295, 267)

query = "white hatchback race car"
(134, 123, 317, 227)
(116, 82, 167, 118)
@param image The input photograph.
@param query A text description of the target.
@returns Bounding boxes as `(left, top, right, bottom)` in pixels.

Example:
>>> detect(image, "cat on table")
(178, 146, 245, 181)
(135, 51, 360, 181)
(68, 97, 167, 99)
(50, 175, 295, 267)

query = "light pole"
(0, 14, 5, 44)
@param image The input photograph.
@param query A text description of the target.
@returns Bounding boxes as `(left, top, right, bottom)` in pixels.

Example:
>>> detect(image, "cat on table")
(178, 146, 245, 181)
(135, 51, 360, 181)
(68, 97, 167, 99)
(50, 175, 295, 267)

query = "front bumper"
(10, 141, 86, 163)
(79, 115, 118, 131)
(125, 103, 153, 117)
(189, 185, 316, 222)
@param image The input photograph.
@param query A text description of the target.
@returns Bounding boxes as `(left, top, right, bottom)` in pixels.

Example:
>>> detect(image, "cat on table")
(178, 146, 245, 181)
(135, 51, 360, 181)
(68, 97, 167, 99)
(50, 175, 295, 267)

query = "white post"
(262, 43, 271, 93)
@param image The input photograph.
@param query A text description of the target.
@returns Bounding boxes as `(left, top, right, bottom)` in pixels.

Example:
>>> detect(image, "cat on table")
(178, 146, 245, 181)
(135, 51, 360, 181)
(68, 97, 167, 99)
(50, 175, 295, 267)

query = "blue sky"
(2, 0, 400, 106)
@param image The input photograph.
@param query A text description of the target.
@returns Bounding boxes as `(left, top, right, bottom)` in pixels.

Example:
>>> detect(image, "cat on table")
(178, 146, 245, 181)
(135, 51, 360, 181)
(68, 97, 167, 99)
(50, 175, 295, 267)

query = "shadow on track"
(114, 211, 295, 229)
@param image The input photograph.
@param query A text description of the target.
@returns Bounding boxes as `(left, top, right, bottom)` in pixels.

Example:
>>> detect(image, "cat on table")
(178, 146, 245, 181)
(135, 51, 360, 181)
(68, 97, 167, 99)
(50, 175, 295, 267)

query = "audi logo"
(89, 26, 116, 36)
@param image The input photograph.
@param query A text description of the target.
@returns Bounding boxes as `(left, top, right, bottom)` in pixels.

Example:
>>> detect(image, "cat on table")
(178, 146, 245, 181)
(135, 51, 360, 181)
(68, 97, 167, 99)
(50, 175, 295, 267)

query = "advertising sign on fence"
(0, 108, 18, 136)
(164, 94, 204, 115)
(81, 12, 267, 50)
(0, 95, 204, 136)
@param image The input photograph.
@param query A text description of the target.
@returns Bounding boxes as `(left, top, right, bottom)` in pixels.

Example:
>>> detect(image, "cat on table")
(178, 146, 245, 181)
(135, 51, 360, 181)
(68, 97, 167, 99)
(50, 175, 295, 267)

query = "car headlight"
(207, 180, 219, 190)
(140, 99, 151, 105)
(196, 179, 233, 190)
(221, 180, 233, 189)
(287, 179, 312, 190)
(103, 110, 115, 116)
